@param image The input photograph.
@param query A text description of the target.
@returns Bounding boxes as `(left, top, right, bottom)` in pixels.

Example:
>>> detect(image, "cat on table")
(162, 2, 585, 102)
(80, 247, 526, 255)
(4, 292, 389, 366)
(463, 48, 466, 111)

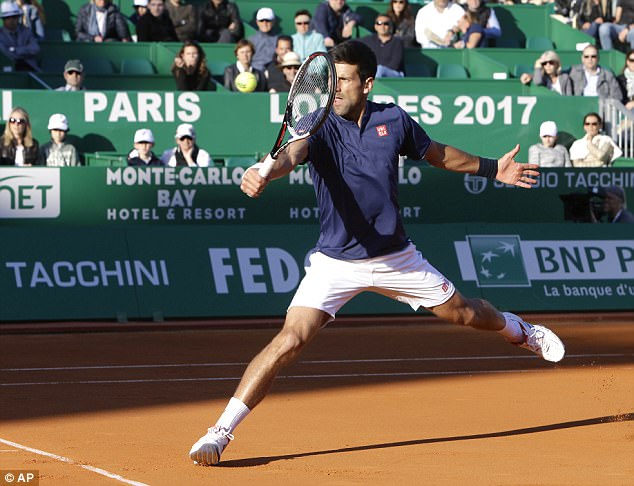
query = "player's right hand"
(240, 163, 268, 198)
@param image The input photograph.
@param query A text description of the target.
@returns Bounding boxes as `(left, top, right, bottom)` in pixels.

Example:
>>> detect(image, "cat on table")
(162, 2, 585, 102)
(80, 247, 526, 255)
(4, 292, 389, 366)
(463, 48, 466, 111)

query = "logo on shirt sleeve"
(376, 125, 389, 137)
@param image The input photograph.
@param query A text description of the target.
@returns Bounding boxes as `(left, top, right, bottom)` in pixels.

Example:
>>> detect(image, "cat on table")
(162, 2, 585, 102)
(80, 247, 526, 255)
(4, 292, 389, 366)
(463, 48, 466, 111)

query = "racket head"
(271, 51, 336, 158)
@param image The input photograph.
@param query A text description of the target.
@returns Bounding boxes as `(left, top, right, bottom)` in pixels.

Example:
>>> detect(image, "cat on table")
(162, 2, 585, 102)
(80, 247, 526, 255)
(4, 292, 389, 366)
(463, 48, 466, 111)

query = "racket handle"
(258, 153, 275, 178)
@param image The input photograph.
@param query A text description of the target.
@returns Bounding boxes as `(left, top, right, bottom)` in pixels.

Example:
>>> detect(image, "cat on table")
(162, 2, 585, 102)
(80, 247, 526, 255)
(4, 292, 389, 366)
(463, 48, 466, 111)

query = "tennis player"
(189, 40, 565, 466)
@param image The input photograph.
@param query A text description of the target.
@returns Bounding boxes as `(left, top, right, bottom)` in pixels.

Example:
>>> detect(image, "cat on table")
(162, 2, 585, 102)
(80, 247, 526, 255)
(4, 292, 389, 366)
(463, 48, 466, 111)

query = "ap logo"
(467, 235, 530, 287)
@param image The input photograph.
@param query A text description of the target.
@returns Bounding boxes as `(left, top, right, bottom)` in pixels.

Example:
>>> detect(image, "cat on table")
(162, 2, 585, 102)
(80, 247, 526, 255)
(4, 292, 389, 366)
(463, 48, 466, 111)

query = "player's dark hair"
(330, 40, 377, 83)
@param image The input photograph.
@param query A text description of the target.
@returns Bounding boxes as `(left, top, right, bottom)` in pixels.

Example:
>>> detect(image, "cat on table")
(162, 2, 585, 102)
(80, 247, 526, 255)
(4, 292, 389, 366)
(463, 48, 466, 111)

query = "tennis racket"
(258, 51, 337, 178)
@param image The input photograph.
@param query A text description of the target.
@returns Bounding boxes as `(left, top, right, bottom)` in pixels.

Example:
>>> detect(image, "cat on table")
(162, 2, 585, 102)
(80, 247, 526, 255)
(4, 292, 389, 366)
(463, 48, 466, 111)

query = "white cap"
(0, 1, 21, 18)
(134, 0, 148, 6)
(175, 123, 195, 139)
(539, 121, 558, 137)
(47, 113, 69, 131)
(279, 51, 301, 68)
(134, 128, 154, 144)
(256, 7, 275, 21)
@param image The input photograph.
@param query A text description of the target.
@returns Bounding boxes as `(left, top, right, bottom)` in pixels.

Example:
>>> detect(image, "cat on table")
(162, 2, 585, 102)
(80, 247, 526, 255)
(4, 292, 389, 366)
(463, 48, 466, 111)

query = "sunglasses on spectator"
(67, 70, 82, 75)
(375, 21, 391, 26)
(295, 21, 310, 25)
(583, 54, 598, 58)
(392, 0, 405, 3)
(9, 117, 26, 125)
(584, 121, 599, 126)
(541, 60, 556, 66)
(178, 136, 193, 141)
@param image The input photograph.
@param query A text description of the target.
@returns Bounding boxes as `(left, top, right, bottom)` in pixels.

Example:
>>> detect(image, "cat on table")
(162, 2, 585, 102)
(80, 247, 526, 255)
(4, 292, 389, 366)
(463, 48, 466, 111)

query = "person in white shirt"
(414, 0, 464, 48)
(569, 112, 623, 167)
(55, 59, 86, 91)
(161, 123, 212, 167)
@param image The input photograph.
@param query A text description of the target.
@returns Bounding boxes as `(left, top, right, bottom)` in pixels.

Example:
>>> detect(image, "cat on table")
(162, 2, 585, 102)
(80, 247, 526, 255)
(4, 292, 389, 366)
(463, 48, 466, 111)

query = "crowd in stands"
(0, 2, 634, 177)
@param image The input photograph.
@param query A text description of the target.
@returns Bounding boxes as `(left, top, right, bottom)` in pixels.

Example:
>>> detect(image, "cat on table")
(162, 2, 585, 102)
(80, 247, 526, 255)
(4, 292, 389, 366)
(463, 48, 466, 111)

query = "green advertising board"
(1, 167, 633, 226)
(1, 224, 632, 322)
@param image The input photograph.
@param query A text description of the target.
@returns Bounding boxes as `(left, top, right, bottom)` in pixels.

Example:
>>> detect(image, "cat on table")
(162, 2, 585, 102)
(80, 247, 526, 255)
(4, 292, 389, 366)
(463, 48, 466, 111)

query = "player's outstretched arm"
(240, 139, 309, 198)
(425, 141, 540, 189)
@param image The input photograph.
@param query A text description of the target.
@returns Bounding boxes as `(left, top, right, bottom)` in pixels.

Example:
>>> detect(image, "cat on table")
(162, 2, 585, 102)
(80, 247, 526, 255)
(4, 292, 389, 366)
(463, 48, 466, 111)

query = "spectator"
(291, 9, 325, 61)
(161, 123, 212, 167)
(528, 121, 571, 167)
(414, 0, 464, 49)
(223, 39, 266, 92)
(16, 0, 43, 39)
(0, 107, 40, 166)
(127, 128, 163, 166)
(76, 0, 131, 42)
(361, 14, 404, 77)
(249, 7, 277, 72)
(171, 41, 214, 91)
(165, 0, 197, 42)
(596, 185, 634, 223)
(598, 0, 634, 51)
(520, 50, 573, 95)
(313, 0, 362, 48)
(385, 0, 417, 48)
(39, 114, 79, 166)
(453, 10, 485, 48)
(574, 0, 611, 41)
(617, 49, 634, 110)
(55, 59, 86, 91)
(197, 0, 243, 44)
(136, 0, 178, 42)
(129, 0, 147, 26)
(0, 1, 39, 71)
(264, 35, 292, 92)
(569, 112, 623, 167)
(465, 0, 501, 45)
(267, 51, 301, 93)
(568, 45, 621, 99)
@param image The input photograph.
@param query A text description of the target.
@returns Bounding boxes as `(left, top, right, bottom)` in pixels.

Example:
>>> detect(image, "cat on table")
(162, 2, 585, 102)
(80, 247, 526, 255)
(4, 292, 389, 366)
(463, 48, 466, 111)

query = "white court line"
(2, 367, 620, 387)
(2, 353, 631, 372)
(0, 438, 148, 486)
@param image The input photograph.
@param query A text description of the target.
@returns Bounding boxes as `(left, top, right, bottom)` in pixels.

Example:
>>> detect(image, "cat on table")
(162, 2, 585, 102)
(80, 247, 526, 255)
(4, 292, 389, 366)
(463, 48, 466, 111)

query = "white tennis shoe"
(503, 312, 565, 362)
(189, 426, 234, 466)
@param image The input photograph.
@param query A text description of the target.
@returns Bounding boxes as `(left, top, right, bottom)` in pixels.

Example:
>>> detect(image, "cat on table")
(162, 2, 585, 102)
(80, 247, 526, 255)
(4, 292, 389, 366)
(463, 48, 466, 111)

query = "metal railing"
(600, 97, 634, 159)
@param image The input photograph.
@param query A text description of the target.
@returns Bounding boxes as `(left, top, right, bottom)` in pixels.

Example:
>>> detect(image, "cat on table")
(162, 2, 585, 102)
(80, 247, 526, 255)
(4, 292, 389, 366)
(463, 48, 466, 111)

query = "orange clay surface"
(0, 314, 633, 486)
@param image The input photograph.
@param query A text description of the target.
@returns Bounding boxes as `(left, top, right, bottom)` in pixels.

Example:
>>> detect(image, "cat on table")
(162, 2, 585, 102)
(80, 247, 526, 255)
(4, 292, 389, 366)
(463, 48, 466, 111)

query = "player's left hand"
(496, 144, 540, 189)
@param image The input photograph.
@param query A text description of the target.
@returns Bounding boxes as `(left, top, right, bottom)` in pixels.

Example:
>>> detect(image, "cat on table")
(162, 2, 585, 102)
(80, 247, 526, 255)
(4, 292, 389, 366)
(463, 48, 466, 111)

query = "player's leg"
(189, 306, 330, 466)
(429, 291, 565, 363)
(370, 243, 564, 362)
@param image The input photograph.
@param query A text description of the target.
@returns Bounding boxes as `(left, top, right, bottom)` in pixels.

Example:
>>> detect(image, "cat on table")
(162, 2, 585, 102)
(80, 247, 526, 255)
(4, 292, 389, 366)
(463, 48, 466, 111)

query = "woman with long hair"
(0, 107, 41, 166)
(385, 0, 417, 47)
(171, 41, 214, 91)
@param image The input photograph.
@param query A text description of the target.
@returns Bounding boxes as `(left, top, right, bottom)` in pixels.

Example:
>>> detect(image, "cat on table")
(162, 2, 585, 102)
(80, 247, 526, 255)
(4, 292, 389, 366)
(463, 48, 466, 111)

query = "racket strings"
(287, 56, 334, 136)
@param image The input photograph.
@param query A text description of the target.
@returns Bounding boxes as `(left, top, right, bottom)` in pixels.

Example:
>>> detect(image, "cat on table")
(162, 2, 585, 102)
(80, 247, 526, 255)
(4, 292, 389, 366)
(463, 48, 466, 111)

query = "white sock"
(498, 313, 526, 343)
(214, 397, 251, 434)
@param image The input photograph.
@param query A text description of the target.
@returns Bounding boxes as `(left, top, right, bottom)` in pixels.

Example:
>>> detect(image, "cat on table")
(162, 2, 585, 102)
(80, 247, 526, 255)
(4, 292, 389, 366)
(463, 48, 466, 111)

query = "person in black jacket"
(197, 0, 243, 43)
(0, 106, 41, 166)
(171, 41, 215, 91)
(136, 0, 178, 42)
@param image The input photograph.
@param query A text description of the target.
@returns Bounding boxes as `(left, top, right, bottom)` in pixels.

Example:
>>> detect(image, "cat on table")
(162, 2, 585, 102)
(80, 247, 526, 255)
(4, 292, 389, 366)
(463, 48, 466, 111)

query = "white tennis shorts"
(288, 242, 456, 319)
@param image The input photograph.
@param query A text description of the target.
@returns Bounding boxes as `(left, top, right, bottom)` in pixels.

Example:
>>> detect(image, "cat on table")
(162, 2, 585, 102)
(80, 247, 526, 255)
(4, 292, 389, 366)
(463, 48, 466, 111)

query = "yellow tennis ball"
(235, 71, 257, 93)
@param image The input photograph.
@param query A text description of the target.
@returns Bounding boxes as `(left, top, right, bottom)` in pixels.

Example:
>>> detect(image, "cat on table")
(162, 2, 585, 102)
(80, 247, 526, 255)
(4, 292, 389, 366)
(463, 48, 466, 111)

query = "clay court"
(1, 313, 633, 486)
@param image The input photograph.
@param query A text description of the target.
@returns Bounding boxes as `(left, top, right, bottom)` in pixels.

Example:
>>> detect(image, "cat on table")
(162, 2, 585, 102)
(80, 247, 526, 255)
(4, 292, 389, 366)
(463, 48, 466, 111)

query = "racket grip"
(258, 153, 275, 178)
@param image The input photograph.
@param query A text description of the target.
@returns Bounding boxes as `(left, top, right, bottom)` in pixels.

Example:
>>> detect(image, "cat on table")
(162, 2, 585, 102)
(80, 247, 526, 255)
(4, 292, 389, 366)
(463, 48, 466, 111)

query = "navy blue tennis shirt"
(307, 100, 431, 260)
